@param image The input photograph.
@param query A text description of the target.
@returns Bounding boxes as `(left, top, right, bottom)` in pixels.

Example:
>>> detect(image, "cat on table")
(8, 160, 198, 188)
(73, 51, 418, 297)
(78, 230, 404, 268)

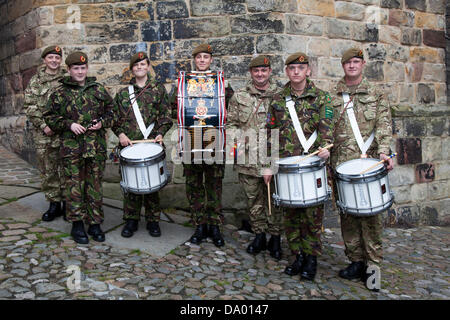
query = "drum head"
(337, 158, 383, 175)
(121, 143, 163, 160)
(276, 155, 322, 167)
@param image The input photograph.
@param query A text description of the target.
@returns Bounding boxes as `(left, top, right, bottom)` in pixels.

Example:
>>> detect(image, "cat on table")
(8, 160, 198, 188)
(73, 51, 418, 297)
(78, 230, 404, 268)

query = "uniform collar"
(130, 73, 153, 89)
(38, 65, 66, 80)
(61, 76, 97, 89)
(336, 76, 370, 94)
(246, 78, 277, 97)
(283, 78, 317, 98)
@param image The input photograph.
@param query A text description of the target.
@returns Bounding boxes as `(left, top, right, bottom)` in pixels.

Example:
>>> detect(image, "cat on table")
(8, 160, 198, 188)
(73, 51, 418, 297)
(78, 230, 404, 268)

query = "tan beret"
(130, 51, 149, 69)
(192, 44, 213, 57)
(65, 51, 88, 67)
(41, 46, 62, 59)
(341, 48, 364, 64)
(285, 52, 309, 65)
(249, 55, 271, 68)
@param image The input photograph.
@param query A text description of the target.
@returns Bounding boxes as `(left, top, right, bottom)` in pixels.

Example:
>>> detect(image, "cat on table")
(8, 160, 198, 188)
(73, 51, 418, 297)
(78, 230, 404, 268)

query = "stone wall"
(0, 0, 448, 226)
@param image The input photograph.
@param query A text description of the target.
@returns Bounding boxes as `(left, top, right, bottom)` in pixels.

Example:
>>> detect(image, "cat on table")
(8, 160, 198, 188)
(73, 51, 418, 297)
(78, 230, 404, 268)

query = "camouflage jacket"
(24, 65, 66, 148)
(228, 79, 278, 176)
(266, 79, 334, 161)
(330, 76, 392, 167)
(112, 75, 173, 144)
(44, 76, 115, 159)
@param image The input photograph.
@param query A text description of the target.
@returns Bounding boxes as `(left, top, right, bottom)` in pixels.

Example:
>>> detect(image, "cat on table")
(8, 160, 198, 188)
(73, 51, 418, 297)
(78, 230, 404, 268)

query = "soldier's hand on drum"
(119, 133, 132, 147)
(262, 168, 273, 185)
(154, 135, 163, 145)
(43, 126, 54, 136)
(70, 123, 86, 135)
(317, 147, 330, 160)
(380, 153, 394, 171)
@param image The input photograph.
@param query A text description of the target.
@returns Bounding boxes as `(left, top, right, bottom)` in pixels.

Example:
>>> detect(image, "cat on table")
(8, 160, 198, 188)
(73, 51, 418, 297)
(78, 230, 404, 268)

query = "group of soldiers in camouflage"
(25, 43, 393, 292)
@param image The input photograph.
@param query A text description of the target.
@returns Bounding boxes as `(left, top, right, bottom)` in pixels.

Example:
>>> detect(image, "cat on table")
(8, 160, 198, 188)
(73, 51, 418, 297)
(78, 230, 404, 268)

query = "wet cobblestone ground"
(0, 145, 449, 300)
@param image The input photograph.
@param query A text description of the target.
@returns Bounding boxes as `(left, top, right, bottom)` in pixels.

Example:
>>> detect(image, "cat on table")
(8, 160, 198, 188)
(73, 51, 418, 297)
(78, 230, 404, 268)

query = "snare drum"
(119, 143, 168, 194)
(335, 158, 394, 216)
(273, 155, 330, 208)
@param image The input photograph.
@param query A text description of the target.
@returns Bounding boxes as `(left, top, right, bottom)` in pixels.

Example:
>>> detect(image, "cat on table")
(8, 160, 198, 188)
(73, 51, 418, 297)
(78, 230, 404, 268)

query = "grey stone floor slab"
(106, 221, 193, 257)
(0, 185, 39, 200)
(8, 191, 194, 257)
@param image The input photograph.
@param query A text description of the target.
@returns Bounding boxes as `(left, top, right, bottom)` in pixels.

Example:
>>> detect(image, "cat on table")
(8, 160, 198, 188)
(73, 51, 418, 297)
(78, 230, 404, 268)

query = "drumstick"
(358, 153, 397, 175)
(293, 144, 334, 164)
(267, 183, 272, 216)
(130, 139, 155, 144)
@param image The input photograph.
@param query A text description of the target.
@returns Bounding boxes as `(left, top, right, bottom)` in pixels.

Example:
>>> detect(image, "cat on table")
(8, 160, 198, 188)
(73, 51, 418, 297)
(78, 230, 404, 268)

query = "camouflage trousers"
(36, 144, 64, 202)
(284, 205, 324, 256)
(238, 173, 282, 235)
(183, 163, 224, 226)
(123, 192, 161, 222)
(63, 156, 105, 225)
(340, 212, 383, 266)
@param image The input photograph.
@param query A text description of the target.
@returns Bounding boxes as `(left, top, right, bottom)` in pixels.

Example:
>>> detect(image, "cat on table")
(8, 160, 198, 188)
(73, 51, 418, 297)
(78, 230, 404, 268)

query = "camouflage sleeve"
(154, 84, 173, 138)
(168, 87, 178, 120)
(226, 93, 240, 132)
(317, 91, 335, 147)
(225, 84, 234, 110)
(375, 93, 392, 155)
(111, 92, 126, 137)
(24, 78, 47, 131)
(43, 91, 71, 133)
(98, 86, 115, 129)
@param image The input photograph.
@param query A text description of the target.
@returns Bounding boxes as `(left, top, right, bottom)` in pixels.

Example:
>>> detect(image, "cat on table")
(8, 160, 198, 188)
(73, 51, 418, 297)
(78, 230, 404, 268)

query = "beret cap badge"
(80, 56, 86, 62)
(298, 56, 305, 62)
(55, 46, 61, 52)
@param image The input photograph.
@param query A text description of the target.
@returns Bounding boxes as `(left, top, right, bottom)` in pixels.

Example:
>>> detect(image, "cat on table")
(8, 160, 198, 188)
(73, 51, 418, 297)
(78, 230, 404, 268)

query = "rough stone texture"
(0, 0, 448, 228)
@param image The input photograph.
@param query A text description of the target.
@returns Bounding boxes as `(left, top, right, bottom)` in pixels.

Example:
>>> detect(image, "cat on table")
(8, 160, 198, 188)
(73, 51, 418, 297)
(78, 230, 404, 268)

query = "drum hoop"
(120, 179, 168, 195)
(273, 192, 330, 208)
(337, 194, 394, 216)
(119, 143, 165, 166)
(277, 158, 325, 173)
(334, 158, 386, 182)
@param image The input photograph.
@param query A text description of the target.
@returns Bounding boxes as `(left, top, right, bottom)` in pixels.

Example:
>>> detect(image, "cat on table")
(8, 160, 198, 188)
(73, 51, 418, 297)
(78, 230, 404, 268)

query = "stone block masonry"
(0, 0, 448, 227)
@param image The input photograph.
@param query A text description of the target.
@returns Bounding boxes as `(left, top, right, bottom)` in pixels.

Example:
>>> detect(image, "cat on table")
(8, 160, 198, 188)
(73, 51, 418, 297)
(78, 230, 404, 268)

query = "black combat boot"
(208, 224, 225, 247)
(267, 234, 282, 260)
(284, 251, 305, 276)
(301, 254, 317, 281)
(190, 224, 208, 245)
(41, 202, 62, 222)
(147, 221, 161, 237)
(121, 219, 138, 238)
(246, 233, 267, 255)
(71, 221, 89, 244)
(338, 261, 366, 280)
(87, 224, 105, 242)
(61, 201, 67, 221)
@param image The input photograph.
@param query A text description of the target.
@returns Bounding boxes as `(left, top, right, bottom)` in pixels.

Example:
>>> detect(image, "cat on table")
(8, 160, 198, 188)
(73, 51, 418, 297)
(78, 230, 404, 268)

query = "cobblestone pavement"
(0, 146, 449, 300)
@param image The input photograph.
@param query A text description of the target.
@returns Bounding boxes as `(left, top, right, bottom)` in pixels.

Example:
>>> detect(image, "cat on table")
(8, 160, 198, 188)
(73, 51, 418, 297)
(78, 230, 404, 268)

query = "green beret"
(65, 51, 88, 67)
(41, 46, 62, 59)
(192, 44, 213, 57)
(249, 55, 271, 68)
(130, 51, 149, 69)
(341, 48, 364, 64)
(285, 52, 309, 65)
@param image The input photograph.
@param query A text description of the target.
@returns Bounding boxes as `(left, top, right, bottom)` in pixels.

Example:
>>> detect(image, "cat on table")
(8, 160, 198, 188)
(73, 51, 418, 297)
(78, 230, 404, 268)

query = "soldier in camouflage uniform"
(331, 48, 393, 290)
(170, 44, 233, 248)
(25, 46, 66, 222)
(227, 55, 283, 259)
(44, 51, 115, 244)
(264, 52, 334, 281)
(112, 52, 173, 238)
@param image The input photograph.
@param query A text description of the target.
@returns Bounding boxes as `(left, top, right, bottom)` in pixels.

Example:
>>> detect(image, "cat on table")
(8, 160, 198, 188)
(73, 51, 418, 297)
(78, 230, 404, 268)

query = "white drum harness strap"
(128, 85, 155, 140)
(342, 92, 375, 157)
(285, 96, 317, 154)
